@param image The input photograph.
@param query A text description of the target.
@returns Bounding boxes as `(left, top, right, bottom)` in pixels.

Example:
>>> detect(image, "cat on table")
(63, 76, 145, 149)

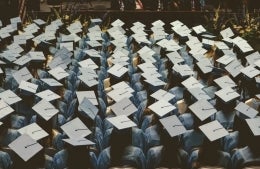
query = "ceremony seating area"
(0, 11, 259, 169)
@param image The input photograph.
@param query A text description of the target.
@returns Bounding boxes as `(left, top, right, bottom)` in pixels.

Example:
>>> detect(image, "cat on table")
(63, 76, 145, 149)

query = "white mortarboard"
(48, 67, 69, 80)
(216, 55, 235, 65)
(181, 76, 204, 89)
(84, 49, 101, 58)
(107, 115, 136, 130)
(220, 27, 234, 39)
(86, 40, 102, 48)
(0, 89, 22, 105)
(188, 87, 211, 101)
(48, 57, 67, 70)
(256, 94, 260, 99)
(8, 134, 43, 162)
(111, 98, 137, 117)
(60, 42, 74, 51)
(111, 58, 129, 66)
(166, 51, 185, 64)
(32, 99, 59, 121)
(18, 123, 49, 141)
(201, 34, 216, 39)
(246, 117, 260, 136)
(256, 59, 260, 69)
(107, 88, 133, 102)
(36, 89, 60, 102)
(78, 58, 98, 70)
(202, 39, 215, 46)
(139, 53, 156, 64)
(60, 117, 91, 139)
(111, 19, 125, 27)
(108, 64, 128, 78)
(79, 98, 98, 120)
(215, 87, 240, 103)
(111, 81, 134, 93)
(13, 35, 27, 45)
(170, 20, 184, 27)
(173, 64, 194, 77)
(196, 59, 213, 74)
(19, 81, 38, 94)
(29, 51, 46, 61)
(78, 75, 98, 87)
(63, 138, 95, 146)
(138, 62, 158, 72)
(159, 115, 187, 137)
(79, 67, 98, 79)
(91, 18, 102, 23)
(144, 78, 167, 87)
(76, 91, 98, 105)
(10, 17, 21, 24)
(148, 100, 176, 117)
(87, 32, 102, 41)
(0, 68, 3, 74)
(150, 89, 175, 102)
(199, 120, 228, 141)
(235, 102, 258, 119)
(192, 25, 206, 34)
(240, 66, 260, 78)
(33, 19, 46, 26)
(12, 67, 33, 84)
(189, 99, 217, 121)
(13, 55, 32, 66)
(245, 51, 260, 67)
(214, 75, 237, 89)
(141, 71, 162, 79)
(41, 78, 63, 87)
(215, 41, 230, 50)
(152, 20, 165, 27)
(225, 60, 244, 78)
(0, 100, 14, 119)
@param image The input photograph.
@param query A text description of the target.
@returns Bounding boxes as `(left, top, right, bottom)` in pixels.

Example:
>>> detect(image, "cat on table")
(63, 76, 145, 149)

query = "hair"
(67, 145, 91, 169)
(197, 139, 221, 167)
(110, 128, 132, 167)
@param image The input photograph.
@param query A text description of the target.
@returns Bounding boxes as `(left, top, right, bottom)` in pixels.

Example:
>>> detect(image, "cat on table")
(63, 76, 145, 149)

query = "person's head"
(110, 127, 132, 166)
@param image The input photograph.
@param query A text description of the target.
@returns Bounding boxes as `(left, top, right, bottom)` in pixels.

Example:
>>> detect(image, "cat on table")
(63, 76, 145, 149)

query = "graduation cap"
(188, 87, 211, 101)
(63, 138, 95, 147)
(214, 75, 237, 89)
(245, 51, 260, 67)
(78, 75, 98, 87)
(18, 123, 49, 141)
(240, 66, 260, 78)
(225, 59, 244, 78)
(245, 117, 260, 136)
(19, 81, 38, 94)
(36, 89, 60, 102)
(106, 115, 136, 130)
(199, 120, 229, 142)
(196, 59, 213, 74)
(189, 99, 217, 121)
(215, 87, 240, 103)
(166, 51, 185, 64)
(235, 102, 258, 119)
(159, 115, 187, 137)
(0, 100, 14, 119)
(48, 67, 69, 81)
(32, 99, 59, 121)
(41, 78, 63, 87)
(150, 89, 175, 102)
(78, 98, 98, 120)
(108, 64, 128, 78)
(148, 100, 176, 117)
(78, 58, 98, 70)
(192, 25, 206, 34)
(0, 89, 22, 105)
(111, 98, 137, 117)
(8, 134, 43, 162)
(107, 88, 133, 102)
(60, 117, 91, 139)
(76, 91, 98, 105)
(181, 76, 204, 89)
(173, 64, 194, 77)
(12, 67, 33, 84)
(220, 27, 234, 39)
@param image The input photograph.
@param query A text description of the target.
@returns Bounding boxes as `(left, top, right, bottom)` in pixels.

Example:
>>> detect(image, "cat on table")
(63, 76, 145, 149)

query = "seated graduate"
(189, 120, 231, 169)
(98, 115, 146, 169)
(146, 115, 188, 169)
(231, 117, 260, 169)
(53, 117, 98, 169)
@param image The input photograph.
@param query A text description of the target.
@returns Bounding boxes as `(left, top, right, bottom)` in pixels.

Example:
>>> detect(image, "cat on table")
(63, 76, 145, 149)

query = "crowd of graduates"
(0, 14, 259, 169)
